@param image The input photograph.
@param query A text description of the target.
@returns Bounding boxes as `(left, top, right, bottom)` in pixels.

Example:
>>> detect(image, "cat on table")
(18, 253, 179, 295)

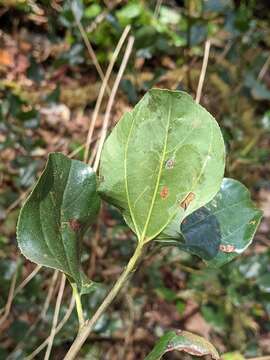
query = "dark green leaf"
(98, 89, 225, 243)
(258, 274, 270, 293)
(145, 330, 219, 360)
(17, 153, 100, 294)
(157, 178, 262, 267)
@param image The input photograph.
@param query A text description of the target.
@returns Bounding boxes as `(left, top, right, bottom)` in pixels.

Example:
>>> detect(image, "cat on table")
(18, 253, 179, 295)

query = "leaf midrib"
(61, 160, 80, 281)
(125, 113, 141, 237)
(140, 95, 172, 242)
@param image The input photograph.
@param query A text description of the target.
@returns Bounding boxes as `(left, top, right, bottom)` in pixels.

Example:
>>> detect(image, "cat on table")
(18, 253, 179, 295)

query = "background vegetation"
(0, 0, 269, 359)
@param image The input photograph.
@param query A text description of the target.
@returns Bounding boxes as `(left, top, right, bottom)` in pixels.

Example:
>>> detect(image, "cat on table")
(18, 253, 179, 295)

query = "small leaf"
(98, 89, 225, 243)
(145, 330, 219, 360)
(157, 178, 262, 267)
(17, 153, 100, 294)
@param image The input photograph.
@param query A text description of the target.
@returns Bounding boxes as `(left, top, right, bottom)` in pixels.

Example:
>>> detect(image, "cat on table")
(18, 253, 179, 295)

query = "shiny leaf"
(157, 178, 262, 267)
(98, 89, 225, 243)
(145, 330, 219, 360)
(17, 153, 100, 294)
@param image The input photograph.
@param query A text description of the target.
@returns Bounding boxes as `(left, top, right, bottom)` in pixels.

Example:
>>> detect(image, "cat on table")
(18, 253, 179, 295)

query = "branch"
(196, 39, 211, 104)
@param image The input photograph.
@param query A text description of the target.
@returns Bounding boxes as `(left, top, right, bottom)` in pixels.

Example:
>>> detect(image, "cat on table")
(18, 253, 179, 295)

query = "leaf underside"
(157, 178, 263, 267)
(145, 330, 220, 360)
(17, 152, 100, 294)
(98, 89, 225, 242)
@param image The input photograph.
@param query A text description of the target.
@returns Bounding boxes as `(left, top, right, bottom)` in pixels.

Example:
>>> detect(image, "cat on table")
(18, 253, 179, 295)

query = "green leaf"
(85, 4, 101, 19)
(98, 89, 225, 243)
(145, 330, 219, 360)
(157, 178, 262, 267)
(222, 352, 245, 360)
(17, 153, 100, 294)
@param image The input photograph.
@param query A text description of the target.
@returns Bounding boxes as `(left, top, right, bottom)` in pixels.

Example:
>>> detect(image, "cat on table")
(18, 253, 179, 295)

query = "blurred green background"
(0, 0, 269, 359)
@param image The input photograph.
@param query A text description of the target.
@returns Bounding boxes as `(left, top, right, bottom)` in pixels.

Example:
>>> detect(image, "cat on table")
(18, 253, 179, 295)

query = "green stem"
(64, 242, 145, 360)
(71, 284, 84, 328)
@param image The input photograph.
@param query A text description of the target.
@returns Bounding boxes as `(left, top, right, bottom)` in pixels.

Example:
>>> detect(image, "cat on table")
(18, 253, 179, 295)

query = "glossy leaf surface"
(98, 89, 225, 242)
(157, 178, 262, 267)
(145, 330, 219, 360)
(17, 153, 100, 294)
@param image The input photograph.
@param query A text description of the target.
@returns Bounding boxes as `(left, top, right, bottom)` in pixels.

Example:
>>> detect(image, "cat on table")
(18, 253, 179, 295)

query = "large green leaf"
(145, 330, 219, 360)
(17, 153, 100, 294)
(98, 89, 225, 242)
(157, 178, 262, 267)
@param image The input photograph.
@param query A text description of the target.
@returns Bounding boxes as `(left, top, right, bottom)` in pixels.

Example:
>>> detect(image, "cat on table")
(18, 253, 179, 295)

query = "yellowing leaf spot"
(160, 186, 169, 199)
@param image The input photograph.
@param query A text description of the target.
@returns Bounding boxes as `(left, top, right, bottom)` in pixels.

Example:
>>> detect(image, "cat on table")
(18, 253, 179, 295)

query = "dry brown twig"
(154, 0, 163, 17)
(5, 188, 31, 217)
(7, 270, 60, 359)
(84, 25, 131, 163)
(41, 270, 60, 319)
(120, 293, 135, 359)
(26, 296, 76, 360)
(258, 53, 270, 81)
(0, 266, 18, 328)
(44, 273, 66, 360)
(0, 263, 43, 328)
(70, 2, 109, 93)
(93, 35, 135, 171)
(196, 39, 211, 104)
(14, 264, 42, 295)
(86, 0, 123, 34)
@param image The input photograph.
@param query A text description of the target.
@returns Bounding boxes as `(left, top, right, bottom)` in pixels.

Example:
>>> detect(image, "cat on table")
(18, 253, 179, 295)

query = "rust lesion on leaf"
(160, 186, 169, 199)
(68, 219, 82, 232)
(180, 192, 195, 210)
(219, 244, 235, 253)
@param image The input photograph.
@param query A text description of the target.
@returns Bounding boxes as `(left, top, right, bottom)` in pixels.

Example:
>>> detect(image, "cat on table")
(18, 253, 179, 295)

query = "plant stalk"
(64, 242, 145, 360)
(71, 284, 84, 328)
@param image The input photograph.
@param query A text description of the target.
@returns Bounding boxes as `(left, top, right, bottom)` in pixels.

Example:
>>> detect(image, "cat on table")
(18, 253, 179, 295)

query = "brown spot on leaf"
(69, 219, 82, 232)
(180, 192, 195, 210)
(160, 186, 169, 199)
(219, 244, 235, 253)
